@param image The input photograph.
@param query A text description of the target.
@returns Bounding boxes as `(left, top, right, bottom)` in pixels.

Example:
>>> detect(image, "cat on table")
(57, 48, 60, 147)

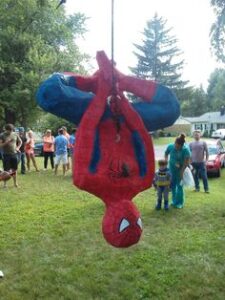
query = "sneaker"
(164, 201, 169, 211)
(164, 205, 169, 211)
(193, 189, 200, 192)
(175, 204, 183, 209)
(155, 203, 161, 210)
(205, 190, 210, 193)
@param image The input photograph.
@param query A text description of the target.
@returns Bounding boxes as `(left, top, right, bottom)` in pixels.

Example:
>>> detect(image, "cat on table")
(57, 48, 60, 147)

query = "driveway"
(153, 145, 167, 160)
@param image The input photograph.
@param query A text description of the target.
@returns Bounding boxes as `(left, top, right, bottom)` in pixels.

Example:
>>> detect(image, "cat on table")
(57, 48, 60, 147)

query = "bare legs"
(26, 154, 39, 172)
(54, 164, 67, 176)
(12, 172, 18, 187)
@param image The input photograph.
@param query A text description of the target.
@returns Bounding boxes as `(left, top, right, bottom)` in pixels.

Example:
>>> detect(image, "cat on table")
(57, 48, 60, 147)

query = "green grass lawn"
(0, 152, 225, 300)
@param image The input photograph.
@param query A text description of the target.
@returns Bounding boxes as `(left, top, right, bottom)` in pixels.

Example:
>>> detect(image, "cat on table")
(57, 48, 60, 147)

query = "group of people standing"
(154, 130, 209, 210)
(0, 124, 76, 188)
(53, 127, 76, 176)
(0, 123, 210, 211)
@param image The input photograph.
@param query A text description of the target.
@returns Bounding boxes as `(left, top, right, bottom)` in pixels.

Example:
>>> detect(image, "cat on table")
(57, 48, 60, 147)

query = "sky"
(65, 0, 221, 89)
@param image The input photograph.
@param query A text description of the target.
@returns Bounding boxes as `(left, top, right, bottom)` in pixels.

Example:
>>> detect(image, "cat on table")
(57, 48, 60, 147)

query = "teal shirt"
(165, 143, 191, 171)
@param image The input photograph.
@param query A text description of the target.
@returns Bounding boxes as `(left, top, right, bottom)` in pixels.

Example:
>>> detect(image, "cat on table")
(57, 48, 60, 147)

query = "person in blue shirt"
(165, 133, 190, 208)
(54, 128, 69, 176)
(69, 128, 76, 174)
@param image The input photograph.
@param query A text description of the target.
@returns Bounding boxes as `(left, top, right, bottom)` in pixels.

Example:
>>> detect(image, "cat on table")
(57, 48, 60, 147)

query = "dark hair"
(58, 128, 64, 135)
(71, 128, 77, 134)
(193, 130, 201, 134)
(18, 127, 25, 132)
(158, 159, 167, 166)
(5, 124, 14, 131)
(175, 133, 186, 146)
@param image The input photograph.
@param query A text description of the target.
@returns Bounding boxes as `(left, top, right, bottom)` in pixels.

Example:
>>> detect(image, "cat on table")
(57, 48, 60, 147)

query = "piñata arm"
(36, 73, 94, 126)
(64, 72, 98, 94)
(118, 73, 180, 131)
(36, 59, 179, 131)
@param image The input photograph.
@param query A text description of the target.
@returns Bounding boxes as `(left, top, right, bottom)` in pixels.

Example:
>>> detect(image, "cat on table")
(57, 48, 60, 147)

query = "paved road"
(153, 145, 167, 160)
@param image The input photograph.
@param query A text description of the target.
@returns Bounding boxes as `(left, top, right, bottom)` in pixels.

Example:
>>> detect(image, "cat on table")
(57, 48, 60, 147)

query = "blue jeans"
(18, 152, 26, 174)
(191, 162, 208, 191)
(156, 186, 169, 209)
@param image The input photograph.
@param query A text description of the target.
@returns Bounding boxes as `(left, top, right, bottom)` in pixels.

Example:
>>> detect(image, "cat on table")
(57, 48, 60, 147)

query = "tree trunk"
(4, 109, 16, 125)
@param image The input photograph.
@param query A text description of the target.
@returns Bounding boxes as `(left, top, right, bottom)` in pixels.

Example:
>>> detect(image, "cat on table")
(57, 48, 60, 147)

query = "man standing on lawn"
(0, 124, 22, 187)
(189, 130, 209, 193)
(54, 128, 68, 176)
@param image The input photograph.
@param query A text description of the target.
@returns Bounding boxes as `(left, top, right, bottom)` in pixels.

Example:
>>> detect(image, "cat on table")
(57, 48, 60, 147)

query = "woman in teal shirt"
(165, 134, 190, 208)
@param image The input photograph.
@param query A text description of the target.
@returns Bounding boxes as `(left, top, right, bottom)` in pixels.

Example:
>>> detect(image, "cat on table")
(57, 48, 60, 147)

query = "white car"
(211, 129, 225, 140)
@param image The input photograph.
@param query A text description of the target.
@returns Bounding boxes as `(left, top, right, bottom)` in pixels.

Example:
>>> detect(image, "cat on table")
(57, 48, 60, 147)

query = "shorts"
(55, 153, 68, 165)
(3, 153, 19, 171)
(25, 149, 35, 156)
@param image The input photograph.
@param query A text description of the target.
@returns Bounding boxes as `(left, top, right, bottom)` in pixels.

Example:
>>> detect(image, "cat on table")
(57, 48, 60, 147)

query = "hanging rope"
(111, 0, 116, 94)
(110, 0, 121, 137)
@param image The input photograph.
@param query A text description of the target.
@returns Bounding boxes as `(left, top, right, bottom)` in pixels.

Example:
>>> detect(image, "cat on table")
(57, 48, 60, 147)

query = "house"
(186, 107, 225, 135)
(163, 116, 192, 136)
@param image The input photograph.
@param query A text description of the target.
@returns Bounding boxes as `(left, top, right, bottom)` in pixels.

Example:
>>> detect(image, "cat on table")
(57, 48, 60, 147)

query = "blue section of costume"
(89, 130, 101, 173)
(36, 73, 180, 131)
(133, 84, 180, 131)
(36, 73, 93, 124)
(132, 131, 147, 177)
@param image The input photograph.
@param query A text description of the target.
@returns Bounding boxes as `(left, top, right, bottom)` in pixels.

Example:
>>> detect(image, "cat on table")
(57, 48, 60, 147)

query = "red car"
(206, 139, 225, 177)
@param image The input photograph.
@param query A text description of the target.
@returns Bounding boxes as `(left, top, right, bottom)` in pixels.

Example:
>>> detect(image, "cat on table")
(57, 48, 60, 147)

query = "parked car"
(211, 129, 225, 140)
(34, 143, 44, 156)
(206, 139, 225, 177)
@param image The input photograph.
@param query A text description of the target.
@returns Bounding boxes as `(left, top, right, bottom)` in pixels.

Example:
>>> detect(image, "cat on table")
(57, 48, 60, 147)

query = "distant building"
(163, 116, 192, 136)
(186, 108, 225, 135)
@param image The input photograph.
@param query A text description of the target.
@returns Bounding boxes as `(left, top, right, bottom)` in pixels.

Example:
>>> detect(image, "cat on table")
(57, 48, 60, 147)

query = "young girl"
(25, 130, 39, 172)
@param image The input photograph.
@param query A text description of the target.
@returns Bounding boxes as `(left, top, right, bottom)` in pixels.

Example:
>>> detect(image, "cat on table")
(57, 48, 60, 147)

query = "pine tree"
(130, 14, 188, 90)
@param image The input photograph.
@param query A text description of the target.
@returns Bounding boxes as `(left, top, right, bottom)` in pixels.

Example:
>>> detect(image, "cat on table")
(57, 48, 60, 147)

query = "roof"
(174, 116, 191, 125)
(186, 111, 225, 124)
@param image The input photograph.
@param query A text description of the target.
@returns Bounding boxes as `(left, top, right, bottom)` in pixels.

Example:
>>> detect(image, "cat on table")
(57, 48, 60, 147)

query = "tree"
(34, 113, 75, 136)
(210, 0, 225, 63)
(0, 0, 88, 128)
(130, 14, 188, 91)
(207, 68, 225, 110)
(181, 86, 208, 117)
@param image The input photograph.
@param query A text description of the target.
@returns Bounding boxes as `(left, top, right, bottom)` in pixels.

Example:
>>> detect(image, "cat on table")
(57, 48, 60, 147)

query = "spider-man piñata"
(36, 51, 180, 248)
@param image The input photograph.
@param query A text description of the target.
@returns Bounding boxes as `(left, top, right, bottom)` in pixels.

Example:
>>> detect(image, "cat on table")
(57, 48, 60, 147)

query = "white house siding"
(186, 111, 225, 134)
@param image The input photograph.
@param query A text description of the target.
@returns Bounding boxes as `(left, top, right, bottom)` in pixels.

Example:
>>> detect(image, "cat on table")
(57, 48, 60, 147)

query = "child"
(153, 159, 171, 211)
